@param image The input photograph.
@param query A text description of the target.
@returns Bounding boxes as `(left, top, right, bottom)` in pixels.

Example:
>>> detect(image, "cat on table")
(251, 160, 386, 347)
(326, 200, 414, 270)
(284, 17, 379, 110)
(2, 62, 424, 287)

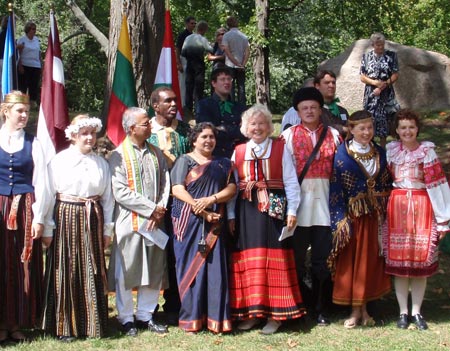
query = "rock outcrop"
(319, 39, 450, 112)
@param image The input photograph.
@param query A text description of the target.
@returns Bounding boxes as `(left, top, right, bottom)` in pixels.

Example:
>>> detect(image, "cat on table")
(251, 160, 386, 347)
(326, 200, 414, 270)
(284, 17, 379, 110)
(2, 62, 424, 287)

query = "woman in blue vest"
(0, 91, 49, 342)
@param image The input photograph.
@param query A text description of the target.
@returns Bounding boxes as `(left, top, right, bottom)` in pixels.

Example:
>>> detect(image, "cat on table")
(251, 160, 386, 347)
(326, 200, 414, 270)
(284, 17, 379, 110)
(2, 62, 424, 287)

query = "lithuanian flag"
(106, 14, 138, 146)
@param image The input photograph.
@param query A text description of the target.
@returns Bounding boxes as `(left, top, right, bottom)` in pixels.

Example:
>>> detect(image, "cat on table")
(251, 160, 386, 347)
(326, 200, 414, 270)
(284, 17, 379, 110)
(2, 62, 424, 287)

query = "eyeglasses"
(135, 122, 151, 128)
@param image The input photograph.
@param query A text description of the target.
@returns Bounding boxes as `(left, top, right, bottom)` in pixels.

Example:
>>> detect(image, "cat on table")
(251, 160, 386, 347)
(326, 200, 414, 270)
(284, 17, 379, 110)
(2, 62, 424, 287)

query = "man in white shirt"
(281, 87, 340, 326)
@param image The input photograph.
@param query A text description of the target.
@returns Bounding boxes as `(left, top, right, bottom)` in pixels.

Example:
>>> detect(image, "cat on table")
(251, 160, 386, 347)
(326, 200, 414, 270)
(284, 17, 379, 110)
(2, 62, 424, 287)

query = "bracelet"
(213, 195, 218, 203)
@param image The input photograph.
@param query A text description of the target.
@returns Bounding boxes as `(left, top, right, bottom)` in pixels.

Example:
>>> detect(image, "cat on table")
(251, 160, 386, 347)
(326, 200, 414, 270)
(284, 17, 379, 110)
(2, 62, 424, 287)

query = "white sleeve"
(282, 144, 300, 216)
(424, 148, 450, 228)
(31, 138, 51, 225)
(99, 159, 115, 237)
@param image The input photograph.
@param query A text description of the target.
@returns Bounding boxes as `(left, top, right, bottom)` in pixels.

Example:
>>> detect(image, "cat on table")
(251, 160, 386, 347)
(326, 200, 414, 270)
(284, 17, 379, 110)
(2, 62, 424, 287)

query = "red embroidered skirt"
(383, 188, 439, 277)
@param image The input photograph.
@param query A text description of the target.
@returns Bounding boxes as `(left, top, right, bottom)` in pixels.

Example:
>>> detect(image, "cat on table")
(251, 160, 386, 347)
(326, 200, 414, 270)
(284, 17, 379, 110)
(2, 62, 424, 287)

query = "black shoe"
(147, 319, 169, 334)
(166, 312, 179, 326)
(135, 319, 150, 330)
(412, 314, 428, 330)
(58, 335, 76, 343)
(122, 322, 138, 337)
(396, 314, 409, 329)
(317, 313, 330, 326)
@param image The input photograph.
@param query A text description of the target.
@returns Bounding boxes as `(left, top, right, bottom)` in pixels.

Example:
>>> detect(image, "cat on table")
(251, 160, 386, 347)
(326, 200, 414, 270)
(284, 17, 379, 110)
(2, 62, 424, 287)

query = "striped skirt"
(41, 196, 108, 338)
(230, 195, 305, 321)
(0, 193, 43, 328)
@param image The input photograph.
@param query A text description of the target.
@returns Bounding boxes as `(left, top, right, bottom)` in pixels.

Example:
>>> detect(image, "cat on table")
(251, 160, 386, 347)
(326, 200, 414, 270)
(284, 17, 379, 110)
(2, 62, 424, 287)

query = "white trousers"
(114, 249, 160, 324)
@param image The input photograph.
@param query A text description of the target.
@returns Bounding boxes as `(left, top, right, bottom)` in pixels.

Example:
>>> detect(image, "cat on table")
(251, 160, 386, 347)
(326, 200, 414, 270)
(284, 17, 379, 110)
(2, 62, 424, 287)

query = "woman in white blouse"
(0, 91, 48, 342)
(41, 115, 114, 342)
(384, 109, 450, 330)
(228, 105, 305, 334)
(17, 21, 41, 106)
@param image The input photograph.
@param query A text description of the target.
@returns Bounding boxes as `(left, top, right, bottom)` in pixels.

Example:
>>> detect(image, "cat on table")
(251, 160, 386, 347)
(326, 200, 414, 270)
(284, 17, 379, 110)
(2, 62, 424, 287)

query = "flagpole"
(8, 2, 18, 90)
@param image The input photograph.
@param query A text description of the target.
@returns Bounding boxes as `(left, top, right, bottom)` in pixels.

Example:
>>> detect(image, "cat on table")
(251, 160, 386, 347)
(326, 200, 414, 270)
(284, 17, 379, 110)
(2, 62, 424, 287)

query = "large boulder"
(319, 39, 450, 112)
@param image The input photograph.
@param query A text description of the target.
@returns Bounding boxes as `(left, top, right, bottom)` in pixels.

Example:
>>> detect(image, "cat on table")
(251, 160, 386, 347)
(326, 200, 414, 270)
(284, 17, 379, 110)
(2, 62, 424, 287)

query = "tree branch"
(66, 0, 109, 55)
(61, 30, 90, 45)
(270, 0, 305, 12)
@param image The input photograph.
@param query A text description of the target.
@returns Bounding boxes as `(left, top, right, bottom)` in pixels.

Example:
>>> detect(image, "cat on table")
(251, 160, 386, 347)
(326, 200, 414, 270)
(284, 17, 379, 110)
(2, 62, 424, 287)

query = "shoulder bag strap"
(297, 126, 328, 186)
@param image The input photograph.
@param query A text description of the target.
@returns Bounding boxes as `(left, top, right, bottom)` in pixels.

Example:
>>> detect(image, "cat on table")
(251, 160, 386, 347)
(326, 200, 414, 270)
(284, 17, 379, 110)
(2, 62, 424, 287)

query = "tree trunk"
(104, 0, 165, 116)
(254, 0, 270, 106)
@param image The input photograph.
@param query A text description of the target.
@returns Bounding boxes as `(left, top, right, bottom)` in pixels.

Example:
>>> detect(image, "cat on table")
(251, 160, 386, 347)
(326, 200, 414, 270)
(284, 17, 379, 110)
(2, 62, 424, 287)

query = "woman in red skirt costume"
(384, 109, 450, 330)
(228, 105, 305, 334)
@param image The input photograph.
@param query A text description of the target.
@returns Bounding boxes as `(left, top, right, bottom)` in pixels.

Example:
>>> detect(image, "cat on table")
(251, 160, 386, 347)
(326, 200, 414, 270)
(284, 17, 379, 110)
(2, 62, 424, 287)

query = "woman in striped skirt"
(41, 115, 114, 341)
(0, 91, 49, 342)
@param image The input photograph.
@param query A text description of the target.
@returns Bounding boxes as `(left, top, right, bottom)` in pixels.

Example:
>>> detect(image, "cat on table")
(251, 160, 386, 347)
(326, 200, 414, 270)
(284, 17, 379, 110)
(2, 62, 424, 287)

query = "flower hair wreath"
(64, 117, 103, 140)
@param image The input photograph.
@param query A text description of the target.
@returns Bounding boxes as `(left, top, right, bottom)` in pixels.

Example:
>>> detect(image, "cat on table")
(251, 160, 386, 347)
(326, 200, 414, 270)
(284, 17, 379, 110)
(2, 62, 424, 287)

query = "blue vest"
(0, 133, 35, 195)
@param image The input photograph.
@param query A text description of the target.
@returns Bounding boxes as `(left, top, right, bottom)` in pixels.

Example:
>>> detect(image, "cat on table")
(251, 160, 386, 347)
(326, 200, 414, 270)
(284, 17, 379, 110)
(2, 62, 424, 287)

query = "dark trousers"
(229, 67, 246, 105)
(18, 65, 41, 102)
(162, 199, 181, 316)
(292, 225, 332, 314)
(184, 61, 205, 111)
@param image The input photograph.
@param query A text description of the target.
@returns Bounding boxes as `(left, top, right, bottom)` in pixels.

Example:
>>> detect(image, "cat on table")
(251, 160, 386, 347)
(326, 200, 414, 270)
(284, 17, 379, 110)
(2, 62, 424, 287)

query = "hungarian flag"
(106, 14, 137, 146)
(152, 9, 182, 120)
(37, 10, 69, 163)
(1, 9, 18, 99)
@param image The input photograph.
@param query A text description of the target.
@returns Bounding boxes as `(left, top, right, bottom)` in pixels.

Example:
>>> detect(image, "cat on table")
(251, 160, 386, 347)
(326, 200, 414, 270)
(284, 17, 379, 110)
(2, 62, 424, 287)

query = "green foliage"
(1, 0, 108, 112)
(2, 0, 450, 113)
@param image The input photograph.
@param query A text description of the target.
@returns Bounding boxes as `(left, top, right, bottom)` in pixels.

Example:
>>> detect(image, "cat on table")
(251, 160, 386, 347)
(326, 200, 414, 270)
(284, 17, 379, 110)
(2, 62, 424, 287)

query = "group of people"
(176, 15, 249, 116)
(1, 30, 449, 345)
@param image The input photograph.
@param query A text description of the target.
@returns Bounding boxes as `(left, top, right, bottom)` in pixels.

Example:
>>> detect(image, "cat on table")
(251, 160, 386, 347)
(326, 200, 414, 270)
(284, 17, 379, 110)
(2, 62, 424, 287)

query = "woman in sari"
(384, 109, 450, 330)
(171, 122, 236, 333)
(328, 110, 392, 328)
(0, 91, 48, 342)
(41, 115, 114, 341)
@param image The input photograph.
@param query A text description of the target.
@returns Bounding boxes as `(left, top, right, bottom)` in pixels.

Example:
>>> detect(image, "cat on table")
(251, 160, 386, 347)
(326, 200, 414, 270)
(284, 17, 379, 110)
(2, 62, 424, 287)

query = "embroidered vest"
(292, 124, 336, 179)
(235, 139, 284, 191)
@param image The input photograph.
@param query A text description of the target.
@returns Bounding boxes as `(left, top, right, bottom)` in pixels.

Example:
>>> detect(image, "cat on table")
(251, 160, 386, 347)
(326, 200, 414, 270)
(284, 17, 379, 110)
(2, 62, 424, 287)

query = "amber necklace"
(348, 142, 377, 161)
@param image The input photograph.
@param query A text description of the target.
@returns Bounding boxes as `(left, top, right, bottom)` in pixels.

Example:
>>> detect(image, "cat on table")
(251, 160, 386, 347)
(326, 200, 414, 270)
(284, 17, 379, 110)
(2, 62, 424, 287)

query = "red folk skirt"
(383, 189, 439, 277)
(333, 214, 391, 306)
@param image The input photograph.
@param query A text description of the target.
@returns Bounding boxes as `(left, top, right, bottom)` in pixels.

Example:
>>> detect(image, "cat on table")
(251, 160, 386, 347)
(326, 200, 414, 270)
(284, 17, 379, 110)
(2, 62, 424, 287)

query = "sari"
(171, 155, 232, 333)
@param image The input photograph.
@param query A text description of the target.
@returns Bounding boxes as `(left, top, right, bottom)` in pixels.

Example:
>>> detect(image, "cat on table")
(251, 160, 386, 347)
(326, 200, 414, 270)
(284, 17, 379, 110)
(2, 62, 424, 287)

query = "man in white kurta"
(108, 107, 170, 336)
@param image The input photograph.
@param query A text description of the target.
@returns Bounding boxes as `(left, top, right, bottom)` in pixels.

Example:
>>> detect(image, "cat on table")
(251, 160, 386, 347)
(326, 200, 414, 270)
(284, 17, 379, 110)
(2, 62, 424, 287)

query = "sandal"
(344, 316, 361, 329)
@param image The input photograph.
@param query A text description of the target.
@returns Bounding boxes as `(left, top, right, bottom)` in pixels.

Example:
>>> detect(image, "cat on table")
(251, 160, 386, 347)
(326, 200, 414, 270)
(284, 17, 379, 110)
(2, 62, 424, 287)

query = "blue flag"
(1, 12, 17, 99)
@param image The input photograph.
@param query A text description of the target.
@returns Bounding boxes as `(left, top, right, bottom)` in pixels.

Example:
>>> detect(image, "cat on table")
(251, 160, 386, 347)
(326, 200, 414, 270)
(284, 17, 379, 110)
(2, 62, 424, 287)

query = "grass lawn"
(10, 110, 450, 350)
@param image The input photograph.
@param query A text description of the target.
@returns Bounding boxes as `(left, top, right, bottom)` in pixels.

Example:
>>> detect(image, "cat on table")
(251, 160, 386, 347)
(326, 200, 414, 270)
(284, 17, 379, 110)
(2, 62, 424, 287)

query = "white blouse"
(43, 144, 114, 237)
